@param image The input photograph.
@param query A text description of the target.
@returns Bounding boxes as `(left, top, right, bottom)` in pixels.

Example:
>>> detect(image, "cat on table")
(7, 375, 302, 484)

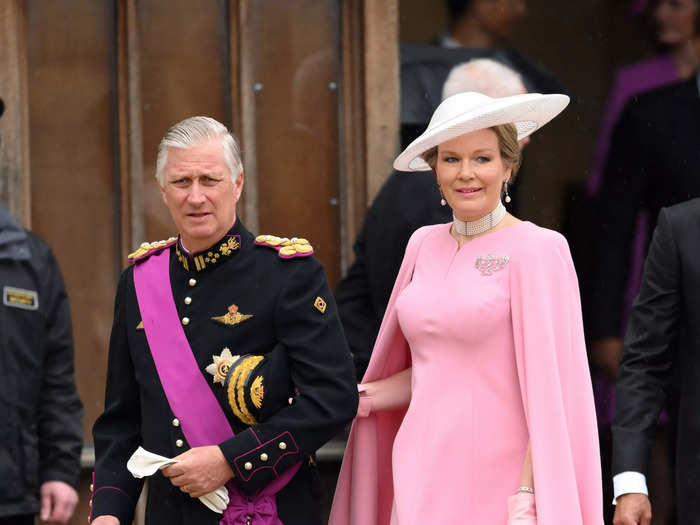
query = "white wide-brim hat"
(393, 91, 570, 171)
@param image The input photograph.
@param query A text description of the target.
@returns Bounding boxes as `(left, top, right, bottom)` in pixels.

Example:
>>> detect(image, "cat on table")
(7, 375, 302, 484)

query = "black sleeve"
(219, 258, 358, 494)
(91, 271, 143, 524)
(335, 223, 382, 380)
(336, 171, 441, 379)
(590, 100, 649, 340)
(612, 207, 680, 476)
(36, 242, 83, 488)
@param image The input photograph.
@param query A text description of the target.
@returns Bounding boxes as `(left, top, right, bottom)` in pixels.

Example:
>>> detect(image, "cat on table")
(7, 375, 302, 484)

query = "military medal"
(205, 347, 240, 385)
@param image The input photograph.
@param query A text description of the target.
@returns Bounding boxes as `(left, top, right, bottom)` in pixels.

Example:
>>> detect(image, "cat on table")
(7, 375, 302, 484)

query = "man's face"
(159, 139, 243, 252)
(475, 0, 527, 40)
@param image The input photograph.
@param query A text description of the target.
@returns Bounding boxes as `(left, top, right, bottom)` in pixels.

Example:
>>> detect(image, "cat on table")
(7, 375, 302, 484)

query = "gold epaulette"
(254, 235, 314, 259)
(127, 237, 178, 263)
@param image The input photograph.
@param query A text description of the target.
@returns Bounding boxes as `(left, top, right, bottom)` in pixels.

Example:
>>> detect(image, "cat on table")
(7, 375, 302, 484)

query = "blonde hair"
(421, 123, 521, 181)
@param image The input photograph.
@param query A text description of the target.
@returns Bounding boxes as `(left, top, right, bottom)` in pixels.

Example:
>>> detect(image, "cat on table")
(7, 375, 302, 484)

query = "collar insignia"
(205, 347, 240, 385)
(475, 254, 510, 276)
(136, 321, 144, 330)
(212, 304, 254, 327)
(176, 235, 241, 272)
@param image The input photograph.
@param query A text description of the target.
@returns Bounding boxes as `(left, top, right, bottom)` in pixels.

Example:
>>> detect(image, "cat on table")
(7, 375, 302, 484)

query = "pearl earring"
(504, 181, 512, 204)
(439, 187, 446, 206)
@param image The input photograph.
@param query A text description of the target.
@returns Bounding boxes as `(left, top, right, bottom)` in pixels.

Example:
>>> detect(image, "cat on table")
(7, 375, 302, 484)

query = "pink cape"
(329, 224, 603, 525)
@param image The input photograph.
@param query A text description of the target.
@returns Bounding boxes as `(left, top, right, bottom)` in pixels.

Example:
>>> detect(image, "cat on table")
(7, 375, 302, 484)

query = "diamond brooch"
(475, 254, 509, 276)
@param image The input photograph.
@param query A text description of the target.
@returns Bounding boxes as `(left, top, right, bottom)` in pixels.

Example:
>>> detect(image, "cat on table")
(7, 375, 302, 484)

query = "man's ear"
(159, 182, 168, 206)
(233, 171, 245, 201)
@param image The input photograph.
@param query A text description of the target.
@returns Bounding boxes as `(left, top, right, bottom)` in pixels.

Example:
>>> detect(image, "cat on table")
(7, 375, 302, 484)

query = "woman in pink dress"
(329, 92, 603, 525)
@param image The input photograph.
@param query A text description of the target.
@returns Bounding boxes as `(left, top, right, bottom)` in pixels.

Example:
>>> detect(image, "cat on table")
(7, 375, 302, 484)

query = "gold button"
(182, 317, 190, 326)
(172, 418, 180, 427)
(176, 439, 184, 447)
(278, 442, 287, 450)
(188, 278, 196, 287)
(260, 453, 268, 462)
(184, 297, 192, 305)
(89, 483, 94, 492)
(244, 462, 253, 471)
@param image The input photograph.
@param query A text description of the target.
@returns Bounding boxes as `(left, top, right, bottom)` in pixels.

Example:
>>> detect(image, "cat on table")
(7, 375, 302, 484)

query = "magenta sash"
(134, 247, 300, 525)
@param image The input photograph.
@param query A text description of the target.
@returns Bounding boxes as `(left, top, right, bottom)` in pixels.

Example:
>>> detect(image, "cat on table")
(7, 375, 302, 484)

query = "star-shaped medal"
(205, 347, 240, 385)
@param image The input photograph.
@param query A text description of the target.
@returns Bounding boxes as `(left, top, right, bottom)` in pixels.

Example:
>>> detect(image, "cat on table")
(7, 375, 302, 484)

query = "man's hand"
(591, 337, 624, 380)
(613, 493, 652, 525)
(161, 445, 234, 498)
(39, 481, 78, 524)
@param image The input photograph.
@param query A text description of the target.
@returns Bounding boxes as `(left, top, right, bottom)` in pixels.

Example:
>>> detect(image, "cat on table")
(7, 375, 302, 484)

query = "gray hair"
(155, 116, 242, 185)
(441, 59, 526, 100)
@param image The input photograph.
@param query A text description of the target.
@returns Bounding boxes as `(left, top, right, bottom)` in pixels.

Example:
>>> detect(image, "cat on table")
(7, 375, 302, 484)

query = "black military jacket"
(91, 219, 358, 525)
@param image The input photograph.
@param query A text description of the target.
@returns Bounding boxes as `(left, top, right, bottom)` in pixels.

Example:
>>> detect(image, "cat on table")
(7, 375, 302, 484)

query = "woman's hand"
(507, 444, 536, 523)
(507, 492, 536, 524)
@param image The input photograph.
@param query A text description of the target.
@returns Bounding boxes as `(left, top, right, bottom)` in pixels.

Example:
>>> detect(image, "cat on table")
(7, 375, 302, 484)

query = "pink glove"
(507, 492, 536, 524)
(357, 384, 372, 418)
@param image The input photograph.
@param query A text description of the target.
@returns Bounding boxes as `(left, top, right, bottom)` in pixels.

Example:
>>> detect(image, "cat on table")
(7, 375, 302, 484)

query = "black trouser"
(0, 515, 34, 525)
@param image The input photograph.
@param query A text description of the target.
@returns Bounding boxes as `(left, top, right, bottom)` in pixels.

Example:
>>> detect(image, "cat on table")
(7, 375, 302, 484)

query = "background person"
(612, 199, 700, 525)
(0, 97, 83, 525)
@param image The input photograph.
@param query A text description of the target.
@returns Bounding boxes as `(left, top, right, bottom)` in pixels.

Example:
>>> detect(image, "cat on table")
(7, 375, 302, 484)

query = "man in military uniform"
(90, 116, 358, 525)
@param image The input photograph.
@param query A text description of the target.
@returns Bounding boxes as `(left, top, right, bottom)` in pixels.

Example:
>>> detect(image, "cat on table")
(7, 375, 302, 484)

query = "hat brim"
(393, 93, 569, 172)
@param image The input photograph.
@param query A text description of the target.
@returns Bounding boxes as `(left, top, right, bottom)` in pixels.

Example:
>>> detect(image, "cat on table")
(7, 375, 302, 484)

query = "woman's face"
(653, 0, 698, 47)
(435, 128, 511, 223)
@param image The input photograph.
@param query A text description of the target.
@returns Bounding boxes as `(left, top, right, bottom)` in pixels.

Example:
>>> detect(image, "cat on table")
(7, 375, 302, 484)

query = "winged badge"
(211, 304, 254, 327)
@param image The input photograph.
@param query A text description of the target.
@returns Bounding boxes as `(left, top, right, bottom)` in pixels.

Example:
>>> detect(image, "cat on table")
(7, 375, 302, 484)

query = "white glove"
(127, 446, 229, 513)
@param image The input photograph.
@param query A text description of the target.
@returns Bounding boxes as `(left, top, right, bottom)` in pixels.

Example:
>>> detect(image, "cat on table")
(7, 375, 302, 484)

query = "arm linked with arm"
(357, 368, 411, 416)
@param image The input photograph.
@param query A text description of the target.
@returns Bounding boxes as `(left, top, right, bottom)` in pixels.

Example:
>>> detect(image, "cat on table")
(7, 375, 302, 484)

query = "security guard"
(90, 116, 358, 525)
(0, 100, 82, 525)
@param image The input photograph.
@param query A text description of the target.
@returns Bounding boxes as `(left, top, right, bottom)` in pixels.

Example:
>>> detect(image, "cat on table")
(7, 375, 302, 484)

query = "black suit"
(591, 75, 700, 340)
(613, 198, 700, 523)
(91, 220, 358, 525)
(335, 171, 452, 378)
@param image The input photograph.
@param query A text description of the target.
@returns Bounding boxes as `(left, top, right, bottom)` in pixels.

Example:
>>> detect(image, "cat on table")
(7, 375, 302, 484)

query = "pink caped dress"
(391, 222, 528, 523)
(330, 222, 603, 525)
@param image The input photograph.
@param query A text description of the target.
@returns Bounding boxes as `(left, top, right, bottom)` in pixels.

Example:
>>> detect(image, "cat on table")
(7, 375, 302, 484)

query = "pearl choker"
(453, 201, 507, 236)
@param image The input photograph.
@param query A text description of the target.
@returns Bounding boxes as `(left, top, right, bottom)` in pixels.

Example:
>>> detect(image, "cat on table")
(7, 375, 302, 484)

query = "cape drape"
(329, 224, 602, 525)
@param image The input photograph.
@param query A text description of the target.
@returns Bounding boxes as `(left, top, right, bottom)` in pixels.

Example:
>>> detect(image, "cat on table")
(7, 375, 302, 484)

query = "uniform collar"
(175, 219, 250, 273)
(0, 205, 30, 261)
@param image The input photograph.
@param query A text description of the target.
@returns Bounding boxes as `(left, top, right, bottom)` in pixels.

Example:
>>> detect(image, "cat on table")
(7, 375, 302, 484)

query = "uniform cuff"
(90, 485, 136, 524)
(220, 428, 301, 495)
(612, 471, 648, 505)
